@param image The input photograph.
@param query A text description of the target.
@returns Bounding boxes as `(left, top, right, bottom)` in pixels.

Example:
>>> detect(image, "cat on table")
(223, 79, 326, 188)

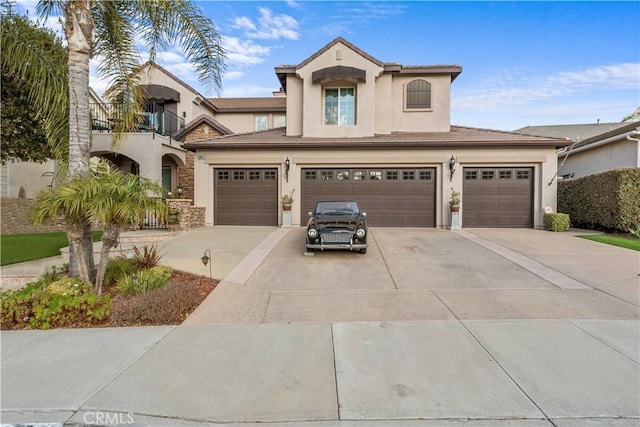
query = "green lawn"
(1, 231, 103, 266)
(578, 234, 640, 251)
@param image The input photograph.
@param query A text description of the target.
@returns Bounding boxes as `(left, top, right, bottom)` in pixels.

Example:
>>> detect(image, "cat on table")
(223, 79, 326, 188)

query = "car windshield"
(315, 201, 360, 215)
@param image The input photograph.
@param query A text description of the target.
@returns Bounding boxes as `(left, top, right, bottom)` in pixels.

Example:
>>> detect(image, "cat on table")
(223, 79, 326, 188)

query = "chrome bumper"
(306, 242, 367, 251)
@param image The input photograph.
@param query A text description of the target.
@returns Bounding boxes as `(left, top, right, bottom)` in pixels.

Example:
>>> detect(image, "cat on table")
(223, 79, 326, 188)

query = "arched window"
(406, 80, 431, 109)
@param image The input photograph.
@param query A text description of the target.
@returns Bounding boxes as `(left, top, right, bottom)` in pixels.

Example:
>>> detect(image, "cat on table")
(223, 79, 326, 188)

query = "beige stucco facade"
(0, 160, 57, 198)
(192, 146, 558, 229)
(186, 37, 565, 230)
(558, 136, 639, 179)
(283, 40, 453, 137)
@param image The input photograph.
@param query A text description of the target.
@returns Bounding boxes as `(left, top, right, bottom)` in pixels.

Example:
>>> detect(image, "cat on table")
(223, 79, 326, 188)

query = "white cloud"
(223, 36, 271, 66)
(224, 71, 245, 81)
(233, 7, 299, 41)
(453, 63, 640, 111)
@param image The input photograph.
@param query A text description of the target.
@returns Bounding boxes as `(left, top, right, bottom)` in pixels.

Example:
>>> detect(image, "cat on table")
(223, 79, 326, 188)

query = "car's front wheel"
(359, 248, 367, 254)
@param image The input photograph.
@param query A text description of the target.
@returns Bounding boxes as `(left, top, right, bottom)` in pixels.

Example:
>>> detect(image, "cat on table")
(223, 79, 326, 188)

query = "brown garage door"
(301, 168, 436, 227)
(215, 168, 278, 225)
(462, 167, 533, 228)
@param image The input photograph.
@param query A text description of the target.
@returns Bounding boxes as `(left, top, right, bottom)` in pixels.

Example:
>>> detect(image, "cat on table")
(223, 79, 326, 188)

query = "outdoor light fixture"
(201, 249, 212, 279)
(176, 183, 183, 196)
(284, 157, 291, 182)
(448, 155, 457, 182)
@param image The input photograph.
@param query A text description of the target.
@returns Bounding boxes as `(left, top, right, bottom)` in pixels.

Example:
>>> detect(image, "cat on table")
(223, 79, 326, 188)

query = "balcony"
(90, 102, 185, 140)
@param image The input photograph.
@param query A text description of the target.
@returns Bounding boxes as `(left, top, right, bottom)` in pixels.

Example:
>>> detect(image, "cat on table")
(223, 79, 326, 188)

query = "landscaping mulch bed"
(105, 270, 217, 327)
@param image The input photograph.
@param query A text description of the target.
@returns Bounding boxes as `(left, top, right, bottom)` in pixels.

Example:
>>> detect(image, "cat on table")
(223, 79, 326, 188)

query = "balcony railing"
(90, 103, 185, 140)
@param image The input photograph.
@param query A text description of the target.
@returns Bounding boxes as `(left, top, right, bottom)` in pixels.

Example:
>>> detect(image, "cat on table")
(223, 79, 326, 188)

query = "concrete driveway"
(3, 226, 639, 425)
(187, 227, 639, 324)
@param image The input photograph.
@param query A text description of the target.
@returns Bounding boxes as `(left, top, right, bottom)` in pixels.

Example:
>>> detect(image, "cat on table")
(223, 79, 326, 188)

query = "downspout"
(548, 137, 579, 186)
(548, 127, 640, 186)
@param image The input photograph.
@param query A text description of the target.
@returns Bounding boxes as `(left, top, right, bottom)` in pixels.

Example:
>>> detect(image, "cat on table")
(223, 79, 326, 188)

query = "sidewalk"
(1, 227, 639, 425)
(2, 320, 638, 425)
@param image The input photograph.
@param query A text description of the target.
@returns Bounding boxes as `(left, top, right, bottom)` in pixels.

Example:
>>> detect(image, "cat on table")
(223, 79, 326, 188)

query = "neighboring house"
(515, 122, 640, 179)
(184, 37, 568, 229)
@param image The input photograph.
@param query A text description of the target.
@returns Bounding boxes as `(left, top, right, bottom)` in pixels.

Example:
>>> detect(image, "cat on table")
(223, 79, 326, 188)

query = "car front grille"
(321, 231, 353, 243)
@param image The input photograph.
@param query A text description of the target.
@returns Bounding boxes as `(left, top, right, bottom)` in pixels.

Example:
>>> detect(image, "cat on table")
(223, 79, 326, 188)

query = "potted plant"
(167, 208, 178, 224)
(281, 190, 294, 211)
(449, 188, 461, 212)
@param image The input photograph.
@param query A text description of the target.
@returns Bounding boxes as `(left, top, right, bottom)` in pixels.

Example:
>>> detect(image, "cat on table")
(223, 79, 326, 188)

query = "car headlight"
(355, 228, 366, 238)
(308, 228, 318, 238)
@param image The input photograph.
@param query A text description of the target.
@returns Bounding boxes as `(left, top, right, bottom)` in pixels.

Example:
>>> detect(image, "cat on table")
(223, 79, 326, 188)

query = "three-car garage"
(213, 165, 534, 228)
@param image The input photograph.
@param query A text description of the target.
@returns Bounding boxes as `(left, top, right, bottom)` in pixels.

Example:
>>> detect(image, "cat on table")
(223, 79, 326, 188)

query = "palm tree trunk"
(68, 228, 91, 284)
(95, 225, 119, 296)
(64, 0, 95, 280)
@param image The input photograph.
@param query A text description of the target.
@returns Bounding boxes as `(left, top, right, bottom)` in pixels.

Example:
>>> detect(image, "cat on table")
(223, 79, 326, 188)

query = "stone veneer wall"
(1, 198, 66, 235)
(177, 122, 225, 201)
(167, 199, 205, 230)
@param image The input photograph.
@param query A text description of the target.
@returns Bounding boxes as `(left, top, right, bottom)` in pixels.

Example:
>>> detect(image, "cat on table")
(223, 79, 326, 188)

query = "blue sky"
(16, 1, 640, 130)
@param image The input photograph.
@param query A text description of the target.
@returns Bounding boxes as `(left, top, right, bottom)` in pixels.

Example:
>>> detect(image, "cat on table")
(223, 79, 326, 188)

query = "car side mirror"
(308, 211, 313, 217)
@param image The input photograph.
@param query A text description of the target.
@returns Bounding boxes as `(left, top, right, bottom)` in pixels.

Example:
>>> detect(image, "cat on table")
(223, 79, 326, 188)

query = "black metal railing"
(141, 199, 169, 230)
(90, 102, 185, 139)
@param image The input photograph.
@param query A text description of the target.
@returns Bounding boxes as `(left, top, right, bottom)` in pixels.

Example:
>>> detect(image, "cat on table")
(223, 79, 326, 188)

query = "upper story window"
(406, 79, 431, 109)
(324, 87, 355, 125)
(255, 115, 268, 131)
(273, 114, 286, 128)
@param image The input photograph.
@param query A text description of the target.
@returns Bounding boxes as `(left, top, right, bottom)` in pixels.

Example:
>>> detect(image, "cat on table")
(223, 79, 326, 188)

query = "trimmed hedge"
(558, 168, 640, 232)
(544, 213, 570, 232)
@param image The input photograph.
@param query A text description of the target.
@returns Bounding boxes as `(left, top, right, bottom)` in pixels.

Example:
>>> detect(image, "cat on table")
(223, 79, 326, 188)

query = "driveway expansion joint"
(453, 230, 591, 290)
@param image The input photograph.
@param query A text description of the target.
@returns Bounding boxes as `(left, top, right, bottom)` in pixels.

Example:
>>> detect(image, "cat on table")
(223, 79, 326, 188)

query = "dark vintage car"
(306, 200, 368, 254)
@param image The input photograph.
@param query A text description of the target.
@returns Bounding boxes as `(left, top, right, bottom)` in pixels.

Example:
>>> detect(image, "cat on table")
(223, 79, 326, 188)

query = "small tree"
(85, 161, 167, 295)
(30, 160, 167, 294)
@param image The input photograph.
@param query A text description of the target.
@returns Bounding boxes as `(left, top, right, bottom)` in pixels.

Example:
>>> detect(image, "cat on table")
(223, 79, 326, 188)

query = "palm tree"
(6, 0, 225, 280)
(84, 161, 167, 295)
(29, 175, 94, 284)
(30, 160, 168, 294)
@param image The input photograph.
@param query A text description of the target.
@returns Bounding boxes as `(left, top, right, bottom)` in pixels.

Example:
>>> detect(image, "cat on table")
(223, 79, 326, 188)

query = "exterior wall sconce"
(201, 249, 212, 279)
(448, 155, 457, 182)
(284, 157, 291, 182)
(176, 183, 183, 197)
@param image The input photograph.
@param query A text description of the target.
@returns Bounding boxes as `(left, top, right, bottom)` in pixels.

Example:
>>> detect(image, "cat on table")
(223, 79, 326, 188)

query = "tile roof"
(183, 125, 569, 151)
(207, 97, 286, 112)
(513, 122, 630, 142)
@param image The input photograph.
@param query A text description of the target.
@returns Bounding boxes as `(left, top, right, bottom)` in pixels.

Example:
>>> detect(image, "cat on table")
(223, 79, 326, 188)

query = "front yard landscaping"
(1, 231, 103, 266)
(1, 248, 217, 330)
(578, 234, 640, 251)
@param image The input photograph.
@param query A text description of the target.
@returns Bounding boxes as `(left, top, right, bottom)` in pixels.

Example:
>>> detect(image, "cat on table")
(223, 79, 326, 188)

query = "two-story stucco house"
(184, 37, 568, 229)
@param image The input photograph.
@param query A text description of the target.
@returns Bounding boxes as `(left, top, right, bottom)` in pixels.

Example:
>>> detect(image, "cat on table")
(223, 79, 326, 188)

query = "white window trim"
(323, 86, 356, 126)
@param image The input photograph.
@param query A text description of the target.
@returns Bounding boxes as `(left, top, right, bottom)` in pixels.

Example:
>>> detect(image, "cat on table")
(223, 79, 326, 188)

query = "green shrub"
(115, 266, 172, 296)
(1, 278, 110, 330)
(544, 213, 570, 232)
(131, 244, 163, 270)
(103, 256, 136, 287)
(558, 168, 640, 232)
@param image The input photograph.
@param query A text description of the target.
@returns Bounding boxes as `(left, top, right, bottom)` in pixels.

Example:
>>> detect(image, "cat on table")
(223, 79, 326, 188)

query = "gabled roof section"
(139, 61, 218, 112)
(275, 37, 463, 90)
(174, 114, 233, 142)
(514, 122, 631, 142)
(208, 97, 286, 113)
(183, 125, 569, 151)
(298, 37, 385, 69)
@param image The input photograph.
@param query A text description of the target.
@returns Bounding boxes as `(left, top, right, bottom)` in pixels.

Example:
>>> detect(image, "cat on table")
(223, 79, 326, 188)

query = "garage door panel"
(215, 168, 277, 226)
(463, 167, 532, 228)
(302, 168, 435, 227)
